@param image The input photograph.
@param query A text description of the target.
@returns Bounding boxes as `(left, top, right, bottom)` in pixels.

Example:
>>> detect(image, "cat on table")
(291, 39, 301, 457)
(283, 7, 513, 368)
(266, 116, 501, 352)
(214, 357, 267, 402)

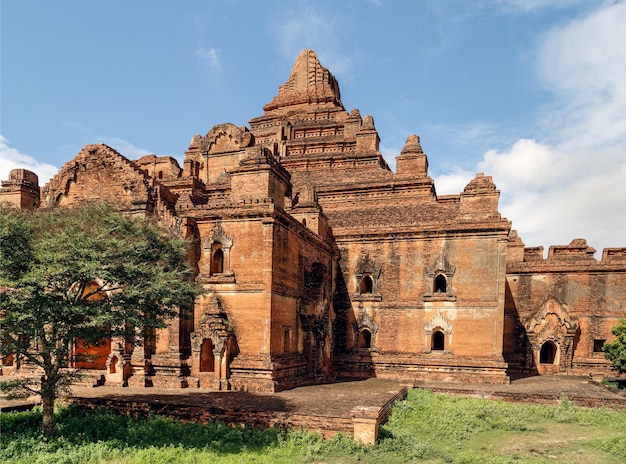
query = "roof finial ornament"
(401, 134, 423, 154)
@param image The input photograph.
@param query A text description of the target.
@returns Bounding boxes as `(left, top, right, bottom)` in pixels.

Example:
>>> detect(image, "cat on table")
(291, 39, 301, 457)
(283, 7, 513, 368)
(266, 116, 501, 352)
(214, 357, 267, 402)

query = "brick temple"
(2, 49, 625, 391)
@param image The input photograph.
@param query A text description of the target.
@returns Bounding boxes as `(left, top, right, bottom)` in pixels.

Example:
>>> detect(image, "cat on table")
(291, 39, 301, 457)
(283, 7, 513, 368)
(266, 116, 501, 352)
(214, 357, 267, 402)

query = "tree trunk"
(41, 377, 56, 436)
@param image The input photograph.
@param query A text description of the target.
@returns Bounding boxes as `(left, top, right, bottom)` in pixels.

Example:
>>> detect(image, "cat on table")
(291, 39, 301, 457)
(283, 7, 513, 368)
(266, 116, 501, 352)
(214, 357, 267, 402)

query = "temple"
(2, 49, 625, 390)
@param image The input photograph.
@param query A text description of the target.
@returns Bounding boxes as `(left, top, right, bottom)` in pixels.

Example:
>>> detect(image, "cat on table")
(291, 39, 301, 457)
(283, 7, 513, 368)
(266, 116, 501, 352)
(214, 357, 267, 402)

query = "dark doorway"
(200, 339, 215, 372)
(540, 341, 556, 364)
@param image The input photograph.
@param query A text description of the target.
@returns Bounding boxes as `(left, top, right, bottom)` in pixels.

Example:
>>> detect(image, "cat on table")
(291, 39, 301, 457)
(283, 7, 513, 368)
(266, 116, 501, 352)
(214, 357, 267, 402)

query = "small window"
(302, 218, 307, 226)
(432, 330, 445, 351)
(109, 355, 118, 374)
(358, 329, 372, 349)
(283, 327, 292, 353)
(158, 171, 163, 179)
(360, 275, 373, 294)
(434, 274, 447, 293)
(211, 247, 224, 274)
(593, 339, 606, 353)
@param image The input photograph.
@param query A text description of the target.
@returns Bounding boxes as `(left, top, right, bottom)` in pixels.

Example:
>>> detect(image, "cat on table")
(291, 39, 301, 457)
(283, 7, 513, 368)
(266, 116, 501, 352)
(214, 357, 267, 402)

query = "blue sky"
(2, 0, 625, 254)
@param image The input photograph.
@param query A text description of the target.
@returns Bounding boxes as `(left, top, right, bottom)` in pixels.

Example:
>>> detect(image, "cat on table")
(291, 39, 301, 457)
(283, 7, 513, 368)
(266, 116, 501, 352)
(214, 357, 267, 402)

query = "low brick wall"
(424, 387, 626, 410)
(70, 386, 408, 443)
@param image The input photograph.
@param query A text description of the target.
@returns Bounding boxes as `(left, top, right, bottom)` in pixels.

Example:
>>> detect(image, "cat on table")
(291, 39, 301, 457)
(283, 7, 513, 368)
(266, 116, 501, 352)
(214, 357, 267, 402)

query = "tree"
(0, 203, 200, 435)
(603, 319, 626, 375)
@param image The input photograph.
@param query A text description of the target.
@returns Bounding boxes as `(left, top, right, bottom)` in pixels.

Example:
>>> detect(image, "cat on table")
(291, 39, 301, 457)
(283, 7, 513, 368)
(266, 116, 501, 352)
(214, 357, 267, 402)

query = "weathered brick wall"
(42, 144, 155, 211)
(506, 239, 626, 376)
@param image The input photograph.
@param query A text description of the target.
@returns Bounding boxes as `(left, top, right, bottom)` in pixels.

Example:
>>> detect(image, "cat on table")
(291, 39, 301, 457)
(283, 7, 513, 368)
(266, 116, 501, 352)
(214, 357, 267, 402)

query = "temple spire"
(263, 49, 344, 113)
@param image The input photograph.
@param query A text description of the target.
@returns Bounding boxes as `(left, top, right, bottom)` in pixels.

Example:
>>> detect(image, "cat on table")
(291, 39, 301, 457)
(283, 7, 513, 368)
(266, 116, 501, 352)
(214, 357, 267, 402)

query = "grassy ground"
(1, 389, 625, 463)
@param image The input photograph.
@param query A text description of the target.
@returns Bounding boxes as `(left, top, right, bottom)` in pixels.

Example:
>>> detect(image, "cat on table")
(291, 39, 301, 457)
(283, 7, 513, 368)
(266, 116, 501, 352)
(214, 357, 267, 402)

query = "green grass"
(1, 389, 625, 463)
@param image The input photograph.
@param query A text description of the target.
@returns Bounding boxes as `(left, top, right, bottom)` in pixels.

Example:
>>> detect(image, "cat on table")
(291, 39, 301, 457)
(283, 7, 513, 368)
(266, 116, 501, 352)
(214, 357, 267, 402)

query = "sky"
(1, 0, 625, 255)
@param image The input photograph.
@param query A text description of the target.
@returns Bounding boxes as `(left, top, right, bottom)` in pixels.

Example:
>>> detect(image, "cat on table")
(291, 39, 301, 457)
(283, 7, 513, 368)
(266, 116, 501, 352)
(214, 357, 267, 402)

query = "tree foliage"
(604, 319, 626, 375)
(0, 203, 200, 434)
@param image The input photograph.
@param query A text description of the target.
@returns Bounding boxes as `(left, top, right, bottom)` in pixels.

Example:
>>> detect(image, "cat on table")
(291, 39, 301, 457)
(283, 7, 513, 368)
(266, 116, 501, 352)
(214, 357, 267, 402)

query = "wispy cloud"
(187, 11, 221, 71)
(0, 135, 58, 185)
(495, 0, 586, 12)
(97, 137, 152, 159)
(273, 6, 355, 78)
(195, 47, 221, 70)
(428, 120, 507, 149)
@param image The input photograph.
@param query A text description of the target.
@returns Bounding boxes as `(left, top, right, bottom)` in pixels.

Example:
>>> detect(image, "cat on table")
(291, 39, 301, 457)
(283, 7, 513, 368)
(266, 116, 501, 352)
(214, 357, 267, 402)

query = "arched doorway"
(200, 339, 215, 372)
(540, 341, 556, 364)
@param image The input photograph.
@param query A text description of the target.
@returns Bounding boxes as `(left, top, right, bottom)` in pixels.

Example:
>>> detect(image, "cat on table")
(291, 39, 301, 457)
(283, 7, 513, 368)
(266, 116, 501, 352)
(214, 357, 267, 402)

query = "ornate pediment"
(424, 310, 453, 335)
(203, 223, 233, 250)
(357, 310, 378, 333)
(526, 298, 577, 334)
(355, 253, 381, 278)
(425, 252, 456, 278)
(190, 297, 234, 354)
(201, 123, 253, 154)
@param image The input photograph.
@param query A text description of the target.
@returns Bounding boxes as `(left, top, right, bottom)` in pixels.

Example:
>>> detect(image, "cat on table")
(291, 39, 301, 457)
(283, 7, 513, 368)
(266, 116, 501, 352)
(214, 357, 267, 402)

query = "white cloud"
(538, 1, 626, 151)
(195, 47, 221, 70)
(0, 135, 58, 186)
(433, 168, 475, 196)
(471, 2, 626, 253)
(380, 143, 402, 171)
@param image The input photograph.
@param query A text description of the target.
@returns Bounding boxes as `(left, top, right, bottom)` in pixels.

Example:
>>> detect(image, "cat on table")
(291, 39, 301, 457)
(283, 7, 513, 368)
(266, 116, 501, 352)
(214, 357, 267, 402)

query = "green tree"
(0, 203, 200, 435)
(603, 319, 626, 375)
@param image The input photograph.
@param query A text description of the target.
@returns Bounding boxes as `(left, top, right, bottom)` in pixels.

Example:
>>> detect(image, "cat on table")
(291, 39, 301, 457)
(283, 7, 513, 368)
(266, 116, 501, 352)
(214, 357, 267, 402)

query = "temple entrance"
(190, 300, 238, 390)
(540, 341, 556, 364)
(200, 339, 215, 372)
(538, 340, 559, 374)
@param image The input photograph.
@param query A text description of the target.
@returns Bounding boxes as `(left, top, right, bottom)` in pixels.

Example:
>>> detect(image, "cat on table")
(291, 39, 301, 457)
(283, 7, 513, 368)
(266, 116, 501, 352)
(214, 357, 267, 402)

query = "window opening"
(432, 330, 445, 351)
(358, 329, 372, 349)
(360, 275, 373, 294)
(434, 274, 447, 293)
(593, 339, 606, 353)
(283, 328, 291, 353)
(211, 247, 224, 275)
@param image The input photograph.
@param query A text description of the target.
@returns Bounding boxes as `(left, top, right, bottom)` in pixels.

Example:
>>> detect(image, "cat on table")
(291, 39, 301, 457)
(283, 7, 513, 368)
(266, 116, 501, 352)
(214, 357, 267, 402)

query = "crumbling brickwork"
(2, 49, 625, 390)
